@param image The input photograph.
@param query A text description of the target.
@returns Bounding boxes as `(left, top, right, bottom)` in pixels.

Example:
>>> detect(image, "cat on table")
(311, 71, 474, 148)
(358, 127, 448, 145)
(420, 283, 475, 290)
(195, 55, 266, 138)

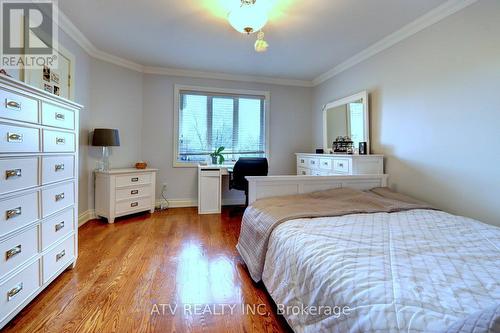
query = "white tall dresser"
(0, 76, 82, 329)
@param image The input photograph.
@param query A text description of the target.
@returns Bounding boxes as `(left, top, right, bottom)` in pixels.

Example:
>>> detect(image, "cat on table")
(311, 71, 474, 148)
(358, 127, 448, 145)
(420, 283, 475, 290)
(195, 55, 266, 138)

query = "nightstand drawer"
(0, 226, 38, 280)
(43, 130, 75, 152)
(42, 182, 74, 217)
(115, 173, 151, 188)
(41, 208, 74, 251)
(116, 185, 152, 201)
(0, 191, 39, 238)
(41, 103, 74, 130)
(0, 259, 40, 323)
(0, 89, 39, 124)
(115, 197, 151, 215)
(42, 235, 74, 283)
(308, 158, 320, 169)
(0, 157, 38, 195)
(42, 156, 74, 185)
(0, 124, 39, 153)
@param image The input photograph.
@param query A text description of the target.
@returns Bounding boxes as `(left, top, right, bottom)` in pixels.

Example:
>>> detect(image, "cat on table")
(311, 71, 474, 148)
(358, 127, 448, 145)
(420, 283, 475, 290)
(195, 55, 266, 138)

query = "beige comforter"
(236, 187, 434, 282)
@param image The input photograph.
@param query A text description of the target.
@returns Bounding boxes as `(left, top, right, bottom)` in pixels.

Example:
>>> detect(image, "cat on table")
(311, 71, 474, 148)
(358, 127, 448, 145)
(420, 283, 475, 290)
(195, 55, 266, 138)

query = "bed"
(237, 175, 500, 333)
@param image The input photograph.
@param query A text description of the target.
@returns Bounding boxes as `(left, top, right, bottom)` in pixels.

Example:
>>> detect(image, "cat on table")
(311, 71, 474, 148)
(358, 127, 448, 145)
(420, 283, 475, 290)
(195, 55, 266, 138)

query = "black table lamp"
(92, 128, 120, 171)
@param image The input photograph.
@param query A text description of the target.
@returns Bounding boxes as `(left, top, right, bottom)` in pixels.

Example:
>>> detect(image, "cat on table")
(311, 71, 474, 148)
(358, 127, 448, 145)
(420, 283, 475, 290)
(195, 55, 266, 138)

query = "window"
(174, 86, 269, 166)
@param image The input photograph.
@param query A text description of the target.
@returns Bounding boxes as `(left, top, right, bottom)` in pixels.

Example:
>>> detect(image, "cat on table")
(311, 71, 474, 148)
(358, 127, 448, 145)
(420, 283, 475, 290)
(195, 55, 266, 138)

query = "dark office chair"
(229, 158, 269, 206)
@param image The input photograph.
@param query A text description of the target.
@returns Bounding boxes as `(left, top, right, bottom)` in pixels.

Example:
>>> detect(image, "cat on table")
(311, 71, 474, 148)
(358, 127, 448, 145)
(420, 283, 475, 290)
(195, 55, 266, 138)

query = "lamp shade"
(92, 129, 120, 147)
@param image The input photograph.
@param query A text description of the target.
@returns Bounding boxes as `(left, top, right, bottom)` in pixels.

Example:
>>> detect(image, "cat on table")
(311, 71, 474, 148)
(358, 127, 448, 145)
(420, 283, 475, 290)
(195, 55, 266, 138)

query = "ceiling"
(59, 0, 449, 81)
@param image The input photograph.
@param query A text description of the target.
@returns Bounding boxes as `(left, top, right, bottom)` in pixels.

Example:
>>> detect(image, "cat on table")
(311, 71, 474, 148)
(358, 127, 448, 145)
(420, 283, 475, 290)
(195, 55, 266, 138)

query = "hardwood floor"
(2, 208, 292, 333)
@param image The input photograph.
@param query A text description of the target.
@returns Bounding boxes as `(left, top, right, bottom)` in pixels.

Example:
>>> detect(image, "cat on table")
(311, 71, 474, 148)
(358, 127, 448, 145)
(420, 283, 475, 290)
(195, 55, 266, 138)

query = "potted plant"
(209, 146, 225, 164)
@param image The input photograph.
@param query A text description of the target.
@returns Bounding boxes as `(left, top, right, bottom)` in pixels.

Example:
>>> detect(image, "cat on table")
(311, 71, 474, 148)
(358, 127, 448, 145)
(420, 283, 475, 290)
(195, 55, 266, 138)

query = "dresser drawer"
(115, 197, 151, 215)
(42, 235, 74, 283)
(41, 102, 74, 130)
(308, 158, 320, 169)
(115, 173, 151, 188)
(42, 130, 75, 153)
(41, 182, 74, 217)
(319, 158, 332, 170)
(41, 156, 74, 185)
(0, 157, 38, 194)
(41, 208, 74, 251)
(0, 226, 38, 280)
(116, 185, 152, 201)
(297, 167, 310, 176)
(297, 156, 309, 168)
(0, 89, 39, 124)
(0, 124, 40, 153)
(0, 191, 39, 238)
(0, 259, 40, 323)
(333, 158, 350, 174)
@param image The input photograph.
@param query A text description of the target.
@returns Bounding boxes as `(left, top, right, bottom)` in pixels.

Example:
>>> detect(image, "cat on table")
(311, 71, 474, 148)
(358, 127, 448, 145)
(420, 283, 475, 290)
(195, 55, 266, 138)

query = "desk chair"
(229, 158, 268, 206)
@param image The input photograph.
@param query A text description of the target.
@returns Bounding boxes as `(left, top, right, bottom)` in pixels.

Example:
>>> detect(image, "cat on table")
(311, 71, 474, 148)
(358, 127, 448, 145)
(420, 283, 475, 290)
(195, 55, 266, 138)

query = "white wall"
(142, 74, 313, 204)
(313, 0, 500, 226)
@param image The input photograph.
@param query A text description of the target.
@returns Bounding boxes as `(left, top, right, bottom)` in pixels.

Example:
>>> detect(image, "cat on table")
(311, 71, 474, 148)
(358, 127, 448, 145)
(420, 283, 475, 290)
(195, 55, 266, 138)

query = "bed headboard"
(246, 175, 389, 204)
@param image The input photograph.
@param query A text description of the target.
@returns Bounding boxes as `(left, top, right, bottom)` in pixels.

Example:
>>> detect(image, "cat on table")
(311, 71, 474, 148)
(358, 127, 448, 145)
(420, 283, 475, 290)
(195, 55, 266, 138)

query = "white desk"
(197, 164, 234, 214)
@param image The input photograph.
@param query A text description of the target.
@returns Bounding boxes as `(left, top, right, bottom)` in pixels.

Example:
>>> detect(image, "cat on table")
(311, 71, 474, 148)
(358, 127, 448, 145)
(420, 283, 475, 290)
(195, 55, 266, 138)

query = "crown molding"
(57, 0, 478, 88)
(57, 10, 312, 87)
(312, 0, 479, 86)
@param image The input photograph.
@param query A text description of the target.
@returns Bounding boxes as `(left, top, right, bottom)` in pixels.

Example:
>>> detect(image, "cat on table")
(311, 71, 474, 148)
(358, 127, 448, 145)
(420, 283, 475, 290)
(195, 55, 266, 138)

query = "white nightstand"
(94, 168, 158, 223)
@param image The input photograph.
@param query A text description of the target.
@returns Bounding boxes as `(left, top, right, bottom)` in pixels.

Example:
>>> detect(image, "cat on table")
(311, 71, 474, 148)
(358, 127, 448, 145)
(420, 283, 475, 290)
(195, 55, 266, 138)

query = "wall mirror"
(323, 91, 370, 154)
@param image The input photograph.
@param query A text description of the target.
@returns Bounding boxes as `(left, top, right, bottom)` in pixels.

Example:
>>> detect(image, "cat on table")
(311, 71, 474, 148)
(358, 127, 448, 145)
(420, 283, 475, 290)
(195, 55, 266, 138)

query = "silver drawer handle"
(6, 207, 22, 219)
(55, 113, 65, 120)
(7, 282, 23, 301)
(301, 171, 306, 175)
(54, 163, 65, 172)
(131, 202, 139, 207)
(300, 159, 305, 163)
(131, 190, 139, 195)
(6, 244, 21, 260)
(338, 163, 344, 167)
(131, 177, 139, 182)
(7, 132, 23, 142)
(311, 161, 315, 164)
(55, 193, 65, 201)
(55, 221, 65, 232)
(56, 249, 66, 261)
(56, 137, 65, 144)
(5, 168, 22, 179)
(5, 99, 21, 110)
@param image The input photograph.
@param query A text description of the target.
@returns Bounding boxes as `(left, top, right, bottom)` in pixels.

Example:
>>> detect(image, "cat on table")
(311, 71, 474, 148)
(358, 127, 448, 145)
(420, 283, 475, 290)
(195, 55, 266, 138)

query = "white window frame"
(173, 84, 271, 168)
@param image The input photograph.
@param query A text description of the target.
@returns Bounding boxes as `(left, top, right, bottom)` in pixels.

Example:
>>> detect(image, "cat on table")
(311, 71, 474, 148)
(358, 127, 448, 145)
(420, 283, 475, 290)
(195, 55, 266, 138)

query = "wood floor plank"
(2, 208, 292, 333)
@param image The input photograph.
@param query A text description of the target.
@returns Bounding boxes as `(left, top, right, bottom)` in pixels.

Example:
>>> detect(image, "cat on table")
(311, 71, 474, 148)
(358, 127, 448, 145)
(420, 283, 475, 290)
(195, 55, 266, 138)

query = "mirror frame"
(322, 91, 370, 154)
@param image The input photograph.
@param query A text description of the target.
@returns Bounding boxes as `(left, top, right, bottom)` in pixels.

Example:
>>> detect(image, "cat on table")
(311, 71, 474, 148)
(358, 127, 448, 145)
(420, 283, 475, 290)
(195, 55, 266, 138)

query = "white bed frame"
(246, 175, 388, 204)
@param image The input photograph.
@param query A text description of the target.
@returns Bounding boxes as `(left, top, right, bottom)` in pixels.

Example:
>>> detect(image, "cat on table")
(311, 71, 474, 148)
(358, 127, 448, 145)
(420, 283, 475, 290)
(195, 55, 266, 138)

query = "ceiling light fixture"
(228, 0, 268, 35)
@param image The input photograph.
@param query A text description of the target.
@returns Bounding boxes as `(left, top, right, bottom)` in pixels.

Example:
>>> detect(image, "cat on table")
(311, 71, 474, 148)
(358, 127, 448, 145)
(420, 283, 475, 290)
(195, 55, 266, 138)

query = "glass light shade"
(228, 3, 268, 34)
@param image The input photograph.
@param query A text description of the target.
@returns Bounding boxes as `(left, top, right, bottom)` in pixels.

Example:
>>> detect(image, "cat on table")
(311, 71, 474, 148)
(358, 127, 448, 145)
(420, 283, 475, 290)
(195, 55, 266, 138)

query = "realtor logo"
(1, 0, 58, 68)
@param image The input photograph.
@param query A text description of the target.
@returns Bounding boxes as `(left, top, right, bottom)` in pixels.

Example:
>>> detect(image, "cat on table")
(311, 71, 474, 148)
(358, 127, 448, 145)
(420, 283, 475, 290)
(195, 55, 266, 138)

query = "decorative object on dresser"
(91, 128, 120, 171)
(0, 75, 82, 329)
(323, 91, 370, 154)
(94, 168, 158, 224)
(296, 153, 384, 176)
(135, 161, 148, 169)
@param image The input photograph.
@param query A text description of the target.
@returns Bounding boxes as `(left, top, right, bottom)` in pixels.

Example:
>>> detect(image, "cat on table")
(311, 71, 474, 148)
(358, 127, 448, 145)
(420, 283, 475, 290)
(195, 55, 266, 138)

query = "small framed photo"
(43, 66, 50, 82)
(53, 85, 60, 96)
(51, 72, 60, 84)
(43, 83, 52, 93)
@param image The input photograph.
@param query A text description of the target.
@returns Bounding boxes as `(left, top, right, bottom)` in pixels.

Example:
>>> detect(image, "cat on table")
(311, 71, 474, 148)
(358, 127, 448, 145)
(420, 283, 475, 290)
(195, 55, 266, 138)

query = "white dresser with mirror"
(0, 76, 82, 329)
(297, 90, 384, 176)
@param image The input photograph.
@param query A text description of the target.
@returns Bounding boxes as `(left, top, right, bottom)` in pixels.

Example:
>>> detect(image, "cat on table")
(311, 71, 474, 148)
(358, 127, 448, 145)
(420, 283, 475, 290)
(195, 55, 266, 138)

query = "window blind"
(178, 91, 266, 163)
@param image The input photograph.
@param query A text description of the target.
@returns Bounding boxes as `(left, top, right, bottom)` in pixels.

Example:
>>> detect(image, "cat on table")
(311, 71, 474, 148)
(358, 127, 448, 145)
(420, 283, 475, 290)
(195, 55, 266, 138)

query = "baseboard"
(78, 210, 96, 227)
